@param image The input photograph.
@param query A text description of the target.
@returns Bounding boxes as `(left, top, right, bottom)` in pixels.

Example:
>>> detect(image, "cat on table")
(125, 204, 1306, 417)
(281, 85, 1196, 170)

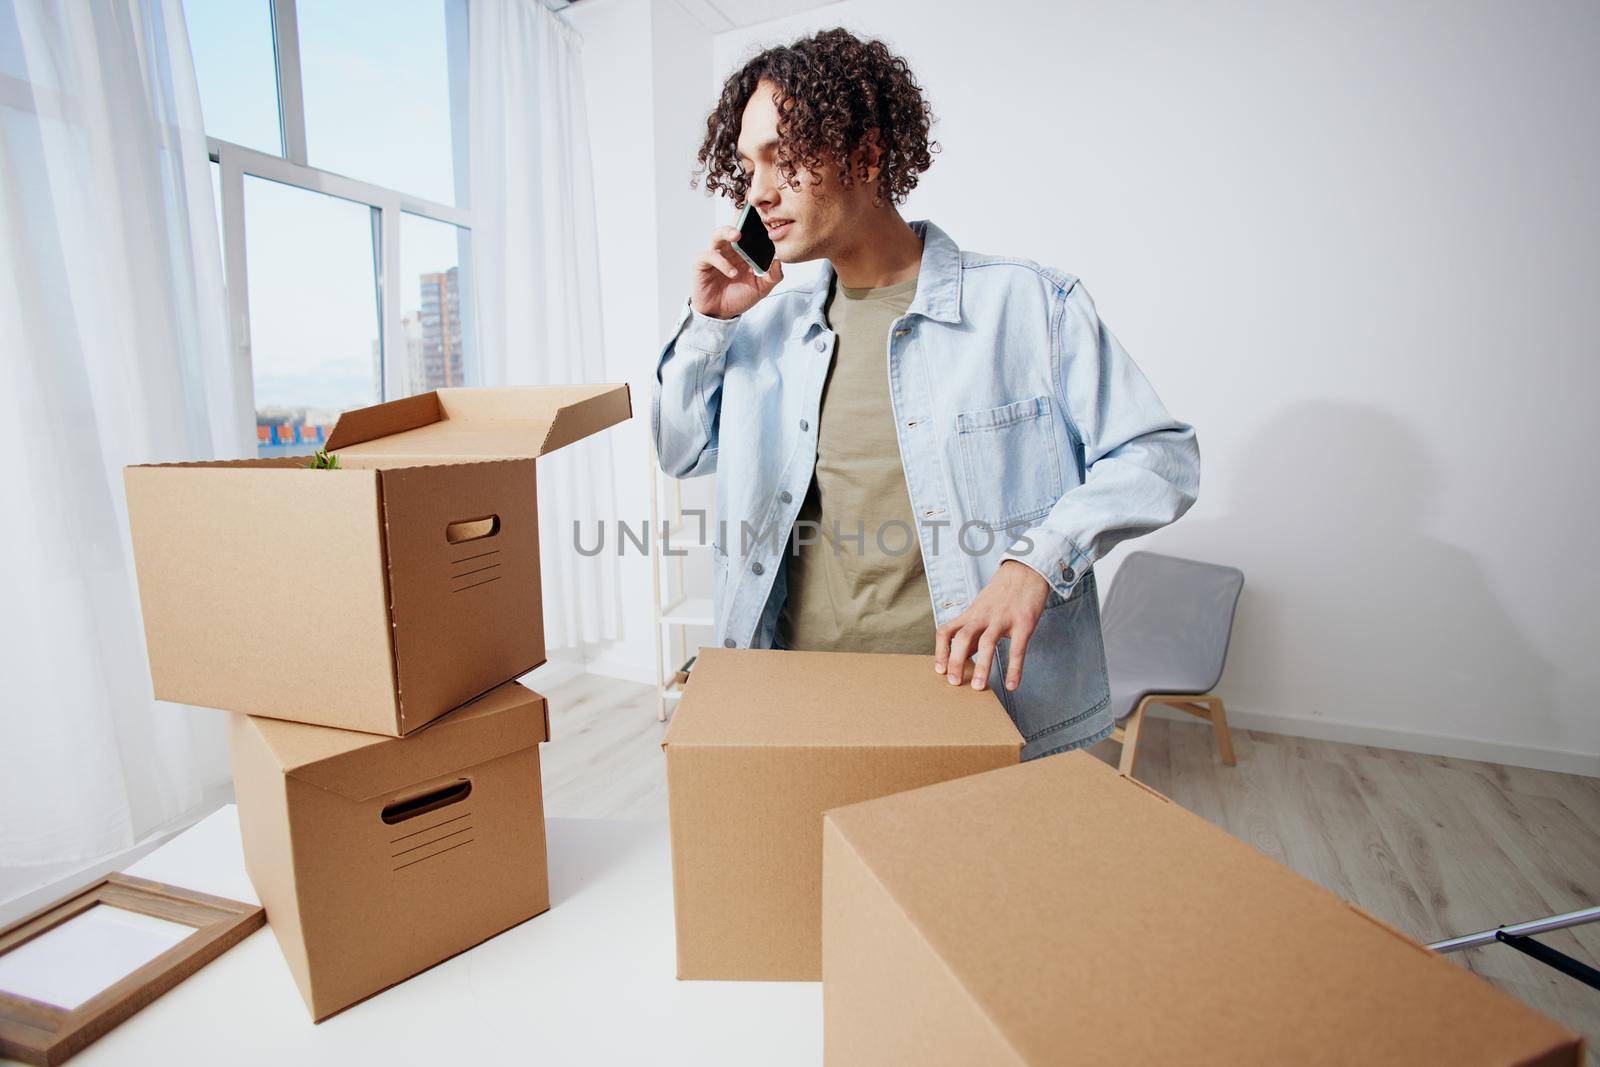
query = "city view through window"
(184, 0, 471, 458)
(251, 266, 465, 459)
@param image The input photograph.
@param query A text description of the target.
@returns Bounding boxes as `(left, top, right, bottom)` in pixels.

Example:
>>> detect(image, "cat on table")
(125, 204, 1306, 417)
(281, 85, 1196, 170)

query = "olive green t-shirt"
(776, 272, 936, 654)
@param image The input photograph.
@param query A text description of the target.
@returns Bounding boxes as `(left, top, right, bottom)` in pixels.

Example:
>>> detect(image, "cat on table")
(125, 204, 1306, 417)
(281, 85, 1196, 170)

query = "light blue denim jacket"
(653, 219, 1200, 758)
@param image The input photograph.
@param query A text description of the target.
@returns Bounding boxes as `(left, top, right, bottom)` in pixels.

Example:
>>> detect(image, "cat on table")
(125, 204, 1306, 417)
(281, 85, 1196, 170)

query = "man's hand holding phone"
(690, 212, 785, 321)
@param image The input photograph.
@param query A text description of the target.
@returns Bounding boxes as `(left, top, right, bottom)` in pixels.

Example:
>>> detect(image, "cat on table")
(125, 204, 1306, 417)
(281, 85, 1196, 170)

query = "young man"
(653, 29, 1200, 758)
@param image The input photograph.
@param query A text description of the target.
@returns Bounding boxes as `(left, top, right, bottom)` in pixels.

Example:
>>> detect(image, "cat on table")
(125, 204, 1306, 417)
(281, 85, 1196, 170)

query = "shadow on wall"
(1144, 400, 1566, 754)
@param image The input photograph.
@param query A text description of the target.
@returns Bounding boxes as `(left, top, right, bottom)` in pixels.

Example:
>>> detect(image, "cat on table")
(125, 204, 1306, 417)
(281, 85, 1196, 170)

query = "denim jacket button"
(1061, 565, 1076, 582)
(814, 337, 827, 351)
(723, 638, 736, 648)
(751, 562, 765, 575)
(780, 490, 793, 504)
(799, 418, 809, 432)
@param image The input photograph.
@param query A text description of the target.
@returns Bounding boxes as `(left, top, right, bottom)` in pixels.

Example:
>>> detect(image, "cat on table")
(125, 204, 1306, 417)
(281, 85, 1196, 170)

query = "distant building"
(255, 404, 340, 458)
(402, 311, 424, 390)
(368, 313, 425, 395)
(420, 267, 463, 389)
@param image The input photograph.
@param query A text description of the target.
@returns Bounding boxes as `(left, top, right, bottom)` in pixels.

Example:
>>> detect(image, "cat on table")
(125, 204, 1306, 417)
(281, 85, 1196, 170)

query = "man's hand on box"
(933, 560, 1050, 692)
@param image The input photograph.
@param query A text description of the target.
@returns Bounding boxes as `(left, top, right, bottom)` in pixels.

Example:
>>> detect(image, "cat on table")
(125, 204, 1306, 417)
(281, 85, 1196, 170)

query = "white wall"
(560, 0, 719, 689)
(652, 0, 721, 667)
(577, 0, 1600, 773)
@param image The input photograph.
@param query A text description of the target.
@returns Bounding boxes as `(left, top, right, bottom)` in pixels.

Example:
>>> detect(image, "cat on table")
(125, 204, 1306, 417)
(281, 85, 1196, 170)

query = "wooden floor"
(538, 671, 1600, 1058)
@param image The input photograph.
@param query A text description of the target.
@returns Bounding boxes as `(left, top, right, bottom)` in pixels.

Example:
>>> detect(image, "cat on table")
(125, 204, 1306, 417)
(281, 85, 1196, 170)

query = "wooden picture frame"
(0, 873, 264, 1066)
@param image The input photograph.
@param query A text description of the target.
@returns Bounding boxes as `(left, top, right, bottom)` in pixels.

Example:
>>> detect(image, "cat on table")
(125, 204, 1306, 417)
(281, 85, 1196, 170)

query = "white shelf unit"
(648, 439, 715, 722)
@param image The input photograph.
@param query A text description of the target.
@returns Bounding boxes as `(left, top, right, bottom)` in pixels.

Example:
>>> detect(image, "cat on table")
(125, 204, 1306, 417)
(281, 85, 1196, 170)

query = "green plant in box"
(310, 448, 340, 470)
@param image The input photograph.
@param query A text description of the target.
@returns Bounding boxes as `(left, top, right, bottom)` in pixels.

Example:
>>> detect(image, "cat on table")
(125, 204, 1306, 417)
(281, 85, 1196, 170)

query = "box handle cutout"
(381, 779, 472, 824)
(445, 515, 500, 544)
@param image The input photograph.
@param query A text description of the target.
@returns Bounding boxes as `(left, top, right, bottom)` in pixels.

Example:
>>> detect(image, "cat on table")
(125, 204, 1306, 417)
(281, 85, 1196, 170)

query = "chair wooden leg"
(1117, 694, 1234, 776)
(1206, 695, 1237, 766)
(1118, 699, 1149, 778)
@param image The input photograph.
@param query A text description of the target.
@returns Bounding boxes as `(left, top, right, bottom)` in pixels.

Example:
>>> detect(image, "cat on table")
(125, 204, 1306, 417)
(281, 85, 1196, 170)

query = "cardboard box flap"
(823, 753, 1584, 1066)
(247, 682, 551, 801)
(326, 384, 632, 463)
(662, 649, 1022, 750)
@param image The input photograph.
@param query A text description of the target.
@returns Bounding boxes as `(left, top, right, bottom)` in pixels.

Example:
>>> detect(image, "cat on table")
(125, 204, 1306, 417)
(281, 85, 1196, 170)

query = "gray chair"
(1101, 551, 1245, 778)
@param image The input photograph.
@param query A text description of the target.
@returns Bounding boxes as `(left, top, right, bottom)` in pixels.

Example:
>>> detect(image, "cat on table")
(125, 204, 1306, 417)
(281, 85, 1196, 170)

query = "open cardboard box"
(124, 384, 630, 736)
(230, 679, 552, 1022)
(821, 752, 1585, 1066)
(662, 648, 1023, 981)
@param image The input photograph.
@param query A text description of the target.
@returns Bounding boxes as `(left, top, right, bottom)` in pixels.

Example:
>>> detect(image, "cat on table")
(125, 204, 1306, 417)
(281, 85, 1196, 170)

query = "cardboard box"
(663, 648, 1023, 981)
(125, 384, 630, 735)
(229, 680, 552, 1021)
(821, 752, 1585, 1066)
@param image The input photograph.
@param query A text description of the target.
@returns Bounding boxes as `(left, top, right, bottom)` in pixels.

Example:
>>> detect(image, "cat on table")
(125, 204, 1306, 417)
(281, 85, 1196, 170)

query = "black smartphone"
(731, 202, 776, 275)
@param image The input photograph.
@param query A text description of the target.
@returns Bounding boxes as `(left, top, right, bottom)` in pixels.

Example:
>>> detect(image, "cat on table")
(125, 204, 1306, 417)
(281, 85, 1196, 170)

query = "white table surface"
(7, 807, 821, 1066)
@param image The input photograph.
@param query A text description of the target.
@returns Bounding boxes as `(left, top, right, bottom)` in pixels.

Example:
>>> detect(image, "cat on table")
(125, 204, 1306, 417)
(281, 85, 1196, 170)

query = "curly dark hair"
(692, 28, 938, 209)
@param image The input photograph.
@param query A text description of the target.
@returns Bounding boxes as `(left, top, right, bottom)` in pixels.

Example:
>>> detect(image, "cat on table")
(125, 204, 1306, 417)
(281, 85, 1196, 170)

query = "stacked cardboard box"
(125, 383, 630, 1020)
(821, 752, 1586, 1066)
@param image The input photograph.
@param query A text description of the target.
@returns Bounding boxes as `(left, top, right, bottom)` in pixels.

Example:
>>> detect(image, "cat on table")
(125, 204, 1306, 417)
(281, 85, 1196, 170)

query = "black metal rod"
(1494, 931, 1600, 992)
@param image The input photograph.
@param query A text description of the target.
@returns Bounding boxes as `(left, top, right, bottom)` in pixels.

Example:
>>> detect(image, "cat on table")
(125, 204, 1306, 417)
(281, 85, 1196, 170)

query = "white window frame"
(205, 0, 476, 440)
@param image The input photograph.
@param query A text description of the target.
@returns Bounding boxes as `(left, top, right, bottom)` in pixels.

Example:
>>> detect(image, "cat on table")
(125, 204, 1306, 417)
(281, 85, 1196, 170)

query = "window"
(244, 177, 382, 455)
(184, 0, 281, 154)
(298, 0, 467, 206)
(400, 213, 472, 390)
(184, 0, 473, 457)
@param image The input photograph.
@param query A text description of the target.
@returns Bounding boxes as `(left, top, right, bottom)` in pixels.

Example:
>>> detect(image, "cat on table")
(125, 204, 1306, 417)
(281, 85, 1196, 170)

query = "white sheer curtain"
(0, 0, 243, 872)
(470, 0, 622, 651)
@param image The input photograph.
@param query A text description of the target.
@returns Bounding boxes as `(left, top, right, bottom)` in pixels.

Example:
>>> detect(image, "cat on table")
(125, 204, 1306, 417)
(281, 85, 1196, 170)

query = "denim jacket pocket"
(955, 395, 1064, 528)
